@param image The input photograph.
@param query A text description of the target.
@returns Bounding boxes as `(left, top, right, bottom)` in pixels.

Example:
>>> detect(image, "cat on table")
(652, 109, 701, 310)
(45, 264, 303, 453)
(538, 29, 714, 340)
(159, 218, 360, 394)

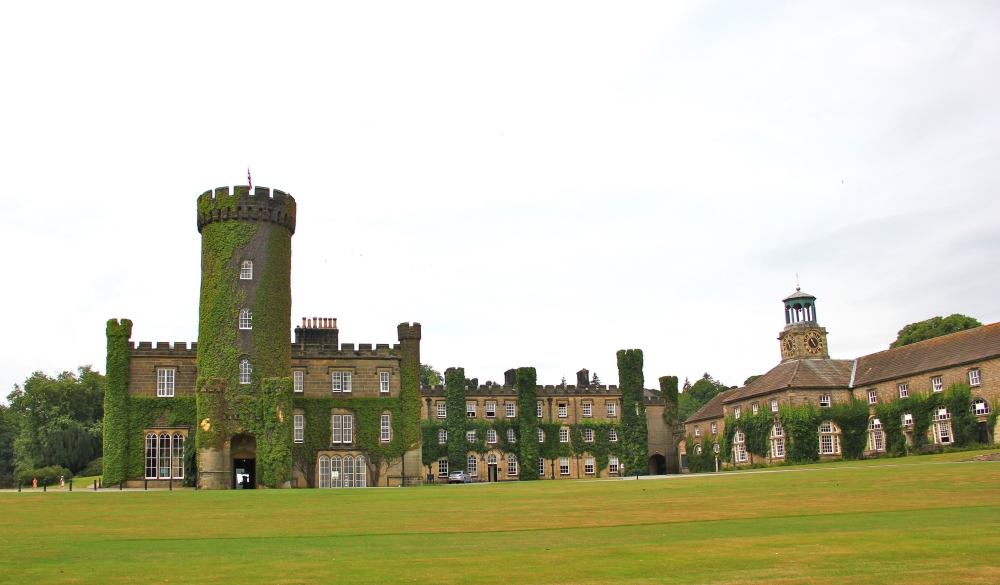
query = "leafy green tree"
(890, 314, 982, 348)
(420, 364, 442, 387)
(0, 402, 20, 476)
(678, 373, 729, 421)
(8, 367, 104, 475)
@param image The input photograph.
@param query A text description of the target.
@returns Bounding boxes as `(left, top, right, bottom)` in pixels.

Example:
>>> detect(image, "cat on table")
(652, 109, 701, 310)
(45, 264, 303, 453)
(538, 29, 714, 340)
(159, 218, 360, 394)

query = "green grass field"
(2, 452, 999, 584)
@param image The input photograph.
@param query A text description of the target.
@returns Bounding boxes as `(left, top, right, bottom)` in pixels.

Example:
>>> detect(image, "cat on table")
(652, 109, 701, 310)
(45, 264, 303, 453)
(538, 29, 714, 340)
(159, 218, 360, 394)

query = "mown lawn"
(1, 452, 998, 584)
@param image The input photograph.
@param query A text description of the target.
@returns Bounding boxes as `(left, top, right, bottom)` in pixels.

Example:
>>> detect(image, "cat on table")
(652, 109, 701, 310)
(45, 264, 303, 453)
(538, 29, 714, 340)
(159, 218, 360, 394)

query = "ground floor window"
(320, 455, 365, 488)
(770, 423, 785, 459)
(559, 457, 570, 475)
(507, 454, 518, 476)
(584, 457, 595, 475)
(609, 456, 620, 475)
(868, 418, 885, 452)
(438, 459, 449, 477)
(319, 456, 331, 488)
(468, 455, 478, 477)
(145, 432, 185, 479)
(933, 407, 952, 444)
(734, 430, 748, 463)
(820, 421, 841, 455)
(538, 458, 545, 476)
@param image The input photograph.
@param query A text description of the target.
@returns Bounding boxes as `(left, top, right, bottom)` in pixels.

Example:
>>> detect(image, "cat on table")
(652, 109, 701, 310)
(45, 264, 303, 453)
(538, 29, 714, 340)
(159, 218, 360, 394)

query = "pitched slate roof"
(723, 358, 855, 403)
(853, 323, 1000, 386)
(685, 388, 738, 423)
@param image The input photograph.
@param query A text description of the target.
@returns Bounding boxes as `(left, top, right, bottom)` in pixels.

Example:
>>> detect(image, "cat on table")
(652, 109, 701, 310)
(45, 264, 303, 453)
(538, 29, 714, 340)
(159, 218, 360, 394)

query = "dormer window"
(240, 260, 253, 280)
(239, 309, 252, 330)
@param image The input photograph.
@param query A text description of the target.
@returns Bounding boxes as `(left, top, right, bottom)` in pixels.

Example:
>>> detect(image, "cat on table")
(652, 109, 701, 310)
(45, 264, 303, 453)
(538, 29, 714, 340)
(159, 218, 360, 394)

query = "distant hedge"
(17, 465, 73, 487)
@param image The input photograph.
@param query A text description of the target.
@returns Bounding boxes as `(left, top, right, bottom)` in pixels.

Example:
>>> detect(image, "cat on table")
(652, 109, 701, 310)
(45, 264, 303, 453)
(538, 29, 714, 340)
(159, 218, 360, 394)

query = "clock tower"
(777, 287, 830, 362)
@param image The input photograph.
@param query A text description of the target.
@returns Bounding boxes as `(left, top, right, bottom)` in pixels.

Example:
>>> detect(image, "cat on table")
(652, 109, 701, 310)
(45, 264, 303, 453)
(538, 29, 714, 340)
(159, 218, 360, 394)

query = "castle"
(102, 186, 681, 489)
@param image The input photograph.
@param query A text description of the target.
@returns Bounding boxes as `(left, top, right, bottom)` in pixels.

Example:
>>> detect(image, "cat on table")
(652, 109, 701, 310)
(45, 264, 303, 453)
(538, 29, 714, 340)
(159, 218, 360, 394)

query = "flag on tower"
(248, 167, 253, 190)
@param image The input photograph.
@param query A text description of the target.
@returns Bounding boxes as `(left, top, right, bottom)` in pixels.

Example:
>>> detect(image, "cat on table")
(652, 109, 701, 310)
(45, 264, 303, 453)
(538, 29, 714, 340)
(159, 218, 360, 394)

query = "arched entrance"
(649, 454, 667, 475)
(231, 434, 257, 489)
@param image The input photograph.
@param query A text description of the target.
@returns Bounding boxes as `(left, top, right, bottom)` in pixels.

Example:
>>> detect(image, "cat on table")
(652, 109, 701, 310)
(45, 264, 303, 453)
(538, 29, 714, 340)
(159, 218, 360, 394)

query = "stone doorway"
(231, 434, 257, 489)
(649, 454, 667, 475)
(488, 464, 498, 482)
(979, 421, 990, 444)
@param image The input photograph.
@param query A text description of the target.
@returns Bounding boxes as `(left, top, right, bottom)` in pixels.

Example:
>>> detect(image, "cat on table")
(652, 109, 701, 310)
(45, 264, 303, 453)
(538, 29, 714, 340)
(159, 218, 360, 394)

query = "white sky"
(2, 2, 999, 400)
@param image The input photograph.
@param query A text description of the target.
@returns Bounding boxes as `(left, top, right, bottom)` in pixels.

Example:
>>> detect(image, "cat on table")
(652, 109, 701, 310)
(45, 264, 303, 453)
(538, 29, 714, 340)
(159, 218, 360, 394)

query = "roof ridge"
(788, 359, 802, 388)
(857, 321, 999, 360)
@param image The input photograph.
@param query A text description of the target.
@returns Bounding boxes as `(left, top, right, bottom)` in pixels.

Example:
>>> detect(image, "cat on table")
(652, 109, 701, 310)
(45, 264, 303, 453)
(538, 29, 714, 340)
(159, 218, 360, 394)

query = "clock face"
(804, 332, 823, 354)
(782, 337, 795, 354)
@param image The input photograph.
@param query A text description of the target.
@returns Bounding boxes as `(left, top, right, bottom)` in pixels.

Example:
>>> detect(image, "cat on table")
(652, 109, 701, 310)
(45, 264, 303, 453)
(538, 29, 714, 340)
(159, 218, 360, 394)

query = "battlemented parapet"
(419, 384, 623, 397)
(196, 186, 297, 234)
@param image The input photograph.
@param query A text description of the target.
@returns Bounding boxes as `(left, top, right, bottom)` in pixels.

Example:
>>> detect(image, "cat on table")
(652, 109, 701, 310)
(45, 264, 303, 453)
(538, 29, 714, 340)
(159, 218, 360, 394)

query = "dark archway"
(231, 434, 257, 489)
(649, 454, 667, 475)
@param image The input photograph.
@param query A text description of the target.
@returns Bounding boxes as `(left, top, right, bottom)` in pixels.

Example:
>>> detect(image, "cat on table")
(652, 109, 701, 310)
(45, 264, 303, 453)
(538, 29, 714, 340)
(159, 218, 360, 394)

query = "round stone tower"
(194, 185, 296, 489)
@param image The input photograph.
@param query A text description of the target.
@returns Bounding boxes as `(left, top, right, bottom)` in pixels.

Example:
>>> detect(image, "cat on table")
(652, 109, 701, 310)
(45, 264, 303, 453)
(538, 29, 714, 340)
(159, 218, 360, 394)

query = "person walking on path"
(32, 478, 37, 489)
(60, 476, 65, 488)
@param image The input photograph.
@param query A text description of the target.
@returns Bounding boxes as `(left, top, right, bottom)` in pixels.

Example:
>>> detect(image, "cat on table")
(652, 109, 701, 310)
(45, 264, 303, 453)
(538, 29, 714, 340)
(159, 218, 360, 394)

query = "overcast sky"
(2, 2, 999, 400)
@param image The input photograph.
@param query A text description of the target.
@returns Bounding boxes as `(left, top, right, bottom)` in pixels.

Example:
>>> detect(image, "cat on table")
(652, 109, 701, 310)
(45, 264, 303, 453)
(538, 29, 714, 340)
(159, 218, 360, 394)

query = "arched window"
(933, 407, 952, 444)
(972, 399, 990, 416)
(239, 360, 252, 385)
(318, 456, 330, 488)
(145, 433, 158, 479)
(344, 455, 355, 488)
(487, 453, 497, 466)
(507, 454, 518, 476)
(239, 309, 252, 330)
(771, 423, 785, 458)
(712, 442, 720, 454)
(733, 430, 747, 463)
(159, 433, 171, 479)
(356, 456, 366, 487)
(240, 260, 253, 280)
(172, 434, 185, 479)
(694, 444, 703, 455)
(819, 421, 841, 455)
(331, 456, 342, 488)
(868, 418, 885, 452)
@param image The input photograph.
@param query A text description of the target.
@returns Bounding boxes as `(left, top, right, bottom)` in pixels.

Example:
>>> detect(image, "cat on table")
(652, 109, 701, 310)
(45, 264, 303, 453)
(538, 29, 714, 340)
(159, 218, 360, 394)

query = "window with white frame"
(438, 429, 447, 444)
(607, 403, 617, 417)
(695, 444, 703, 455)
(538, 457, 546, 476)
(819, 395, 831, 407)
(343, 456, 354, 488)
(770, 398, 779, 413)
(240, 260, 253, 280)
(734, 406, 741, 419)
(487, 429, 497, 443)
(819, 421, 840, 455)
(752, 402, 759, 415)
(239, 309, 252, 330)
(331, 456, 342, 488)
(507, 428, 516, 443)
(319, 456, 330, 488)
(331, 371, 341, 393)
(294, 414, 304, 443)
(507, 454, 518, 476)
(172, 434, 184, 479)
(342, 372, 352, 393)
(466, 402, 477, 418)
(380, 371, 390, 394)
(969, 369, 981, 386)
(537, 402, 543, 418)
(538, 428, 544, 443)
(868, 418, 885, 451)
(343, 414, 353, 443)
(506, 403, 516, 418)
(468, 455, 478, 477)
(694, 425, 701, 437)
(437, 403, 446, 419)
(381, 414, 391, 443)
(713, 442, 720, 454)
(466, 429, 476, 442)
(868, 389, 878, 405)
(559, 428, 569, 442)
(609, 428, 618, 442)
(558, 403, 568, 418)
(972, 399, 990, 416)
(559, 457, 570, 475)
(356, 456, 366, 488)
(144, 432, 185, 480)
(331, 414, 353, 444)
(584, 457, 595, 475)
(157, 368, 175, 397)
(933, 407, 952, 444)
(734, 430, 747, 463)
(293, 370, 304, 394)
(584, 428, 594, 442)
(771, 423, 785, 458)
(609, 455, 620, 475)
(239, 360, 252, 385)
(438, 460, 448, 477)
(486, 403, 496, 418)
(898, 383, 909, 398)
(902, 413, 914, 427)
(931, 376, 943, 392)
(711, 422, 718, 434)
(582, 402, 592, 417)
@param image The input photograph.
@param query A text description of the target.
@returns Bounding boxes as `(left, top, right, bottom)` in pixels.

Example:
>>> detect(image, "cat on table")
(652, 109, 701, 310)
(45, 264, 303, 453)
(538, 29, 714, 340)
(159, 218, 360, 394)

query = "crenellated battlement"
(418, 384, 623, 397)
(291, 342, 402, 359)
(130, 341, 198, 356)
(196, 185, 297, 234)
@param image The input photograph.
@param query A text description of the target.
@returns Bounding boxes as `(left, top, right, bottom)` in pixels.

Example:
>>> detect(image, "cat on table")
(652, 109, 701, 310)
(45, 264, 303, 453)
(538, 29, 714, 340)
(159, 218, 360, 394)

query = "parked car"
(448, 471, 472, 484)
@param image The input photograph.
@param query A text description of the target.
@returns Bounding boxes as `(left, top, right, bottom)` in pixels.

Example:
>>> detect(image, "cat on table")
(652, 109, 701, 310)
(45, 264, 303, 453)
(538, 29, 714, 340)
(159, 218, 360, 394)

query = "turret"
(777, 287, 830, 362)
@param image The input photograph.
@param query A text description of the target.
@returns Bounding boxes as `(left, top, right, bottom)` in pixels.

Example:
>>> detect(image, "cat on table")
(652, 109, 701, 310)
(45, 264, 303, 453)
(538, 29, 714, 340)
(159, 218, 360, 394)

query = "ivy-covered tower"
(195, 186, 297, 489)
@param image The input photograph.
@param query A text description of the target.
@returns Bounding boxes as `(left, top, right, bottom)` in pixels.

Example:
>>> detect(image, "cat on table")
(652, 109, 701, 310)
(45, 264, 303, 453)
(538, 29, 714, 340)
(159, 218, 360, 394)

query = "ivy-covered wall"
(444, 367, 467, 473)
(617, 349, 648, 475)
(659, 375, 679, 424)
(515, 367, 539, 480)
(102, 319, 132, 485)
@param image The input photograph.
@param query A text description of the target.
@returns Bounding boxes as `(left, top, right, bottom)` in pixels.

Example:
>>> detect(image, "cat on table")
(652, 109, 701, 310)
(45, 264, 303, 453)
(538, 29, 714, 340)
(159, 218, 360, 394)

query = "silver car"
(447, 471, 472, 484)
